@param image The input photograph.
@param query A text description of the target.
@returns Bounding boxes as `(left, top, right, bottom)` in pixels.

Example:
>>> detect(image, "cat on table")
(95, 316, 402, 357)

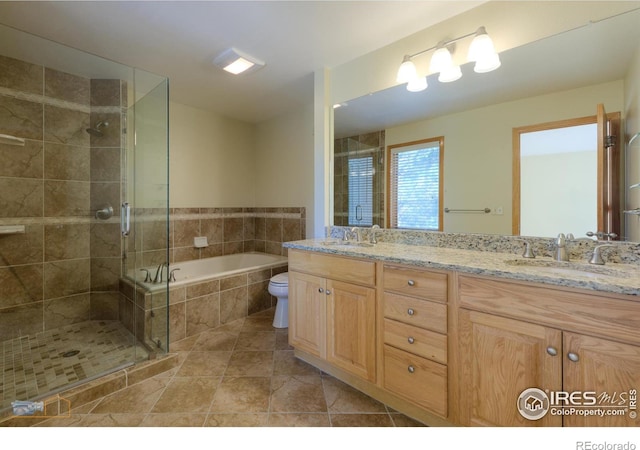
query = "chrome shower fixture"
(86, 121, 109, 137)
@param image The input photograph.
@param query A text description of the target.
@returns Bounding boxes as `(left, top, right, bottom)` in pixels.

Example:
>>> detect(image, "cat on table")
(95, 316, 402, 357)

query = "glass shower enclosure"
(0, 24, 169, 413)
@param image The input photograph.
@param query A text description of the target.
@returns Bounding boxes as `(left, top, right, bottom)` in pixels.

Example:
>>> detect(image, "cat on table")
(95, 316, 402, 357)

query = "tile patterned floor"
(1, 320, 148, 413)
(32, 309, 426, 427)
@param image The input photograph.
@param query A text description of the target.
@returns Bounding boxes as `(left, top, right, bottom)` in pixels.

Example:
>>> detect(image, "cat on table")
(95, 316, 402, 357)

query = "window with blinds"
(348, 156, 373, 226)
(388, 138, 443, 230)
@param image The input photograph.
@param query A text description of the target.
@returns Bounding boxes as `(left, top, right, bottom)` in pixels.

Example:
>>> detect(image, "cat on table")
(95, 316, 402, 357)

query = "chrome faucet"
(516, 239, 535, 259)
(153, 262, 168, 283)
(589, 244, 615, 265)
(350, 227, 362, 242)
(370, 224, 380, 244)
(554, 233, 569, 261)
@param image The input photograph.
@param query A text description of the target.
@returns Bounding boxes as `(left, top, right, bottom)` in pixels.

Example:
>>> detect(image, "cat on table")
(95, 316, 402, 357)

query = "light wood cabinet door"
(288, 271, 326, 358)
(459, 309, 562, 426)
(326, 279, 376, 382)
(563, 332, 640, 427)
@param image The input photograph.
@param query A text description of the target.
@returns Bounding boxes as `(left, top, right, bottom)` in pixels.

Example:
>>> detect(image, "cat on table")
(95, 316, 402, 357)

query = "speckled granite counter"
(284, 238, 640, 297)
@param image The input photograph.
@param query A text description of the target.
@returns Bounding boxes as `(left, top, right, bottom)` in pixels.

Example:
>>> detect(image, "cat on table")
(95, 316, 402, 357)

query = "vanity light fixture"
(396, 26, 500, 92)
(213, 47, 265, 75)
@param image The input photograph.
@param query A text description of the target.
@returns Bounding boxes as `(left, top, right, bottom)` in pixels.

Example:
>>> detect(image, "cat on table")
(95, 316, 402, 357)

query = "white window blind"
(389, 141, 442, 230)
(348, 156, 373, 226)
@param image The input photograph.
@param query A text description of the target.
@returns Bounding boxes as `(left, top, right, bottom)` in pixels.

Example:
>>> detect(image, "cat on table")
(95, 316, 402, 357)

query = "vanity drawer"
(383, 265, 448, 302)
(384, 292, 447, 333)
(383, 344, 447, 417)
(288, 249, 375, 286)
(384, 318, 447, 364)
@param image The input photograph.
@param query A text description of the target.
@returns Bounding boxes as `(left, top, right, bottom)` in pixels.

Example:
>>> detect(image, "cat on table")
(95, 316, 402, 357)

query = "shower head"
(86, 121, 109, 137)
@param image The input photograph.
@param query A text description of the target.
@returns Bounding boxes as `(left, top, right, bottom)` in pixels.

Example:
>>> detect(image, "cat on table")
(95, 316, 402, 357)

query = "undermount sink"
(503, 258, 634, 279)
(320, 240, 374, 248)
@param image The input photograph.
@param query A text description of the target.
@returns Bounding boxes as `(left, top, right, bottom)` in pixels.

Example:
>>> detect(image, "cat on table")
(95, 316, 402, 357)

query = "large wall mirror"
(333, 8, 640, 241)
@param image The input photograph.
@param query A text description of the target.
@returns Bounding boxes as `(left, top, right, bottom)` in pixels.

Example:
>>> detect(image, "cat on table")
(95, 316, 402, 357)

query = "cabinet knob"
(408, 337, 415, 344)
(407, 279, 415, 286)
(407, 365, 415, 374)
(407, 308, 415, 316)
(326, 289, 331, 295)
(546, 346, 558, 356)
(567, 352, 580, 362)
(318, 288, 324, 293)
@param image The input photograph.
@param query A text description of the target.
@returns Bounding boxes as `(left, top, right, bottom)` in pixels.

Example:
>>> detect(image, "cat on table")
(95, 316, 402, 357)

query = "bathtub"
(131, 252, 288, 291)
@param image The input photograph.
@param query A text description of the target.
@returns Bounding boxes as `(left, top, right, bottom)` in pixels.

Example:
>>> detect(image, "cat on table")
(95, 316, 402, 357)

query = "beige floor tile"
(75, 413, 147, 427)
(270, 375, 327, 413)
(170, 334, 200, 352)
(225, 351, 274, 377)
(235, 331, 276, 351)
(390, 413, 427, 427)
(205, 413, 269, 427)
(90, 377, 169, 414)
(140, 413, 207, 427)
(322, 376, 387, 413)
(268, 412, 330, 427)
(241, 316, 276, 331)
(329, 413, 394, 427)
(275, 331, 293, 350)
(151, 377, 220, 413)
(209, 377, 271, 413)
(273, 350, 320, 376)
(194, 330, 238, 351)
(176, 351, 232, 377)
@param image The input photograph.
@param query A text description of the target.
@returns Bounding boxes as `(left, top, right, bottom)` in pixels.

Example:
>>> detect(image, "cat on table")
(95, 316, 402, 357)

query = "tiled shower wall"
(334, 131, 385, 227)
(131, 207, 306, 269)
(0, 54, 125, 342)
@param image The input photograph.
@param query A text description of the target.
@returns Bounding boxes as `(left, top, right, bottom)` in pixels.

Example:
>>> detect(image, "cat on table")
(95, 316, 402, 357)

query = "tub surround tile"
(248, 280, 271, 315)
(173, 219, 200, 247)
(186, 280, 219, 300)
(223, 217, 244, 242)
(220, 274, 246, 291)
(223, 241, 243, 255)
(169, 302, 186, 343)
(185, 293, 220, 337)
(265, 218, 282, 242)
(44, 68, 90, 105)
(201, 218, 223, 244)
(219, 286, 247, 324)
(89, 182, 120, 218)
(174, 247, 199, 263)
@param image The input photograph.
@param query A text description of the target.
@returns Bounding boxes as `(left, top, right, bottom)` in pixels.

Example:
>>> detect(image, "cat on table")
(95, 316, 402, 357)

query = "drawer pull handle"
(407, 365, 415, 374)
(407, 308, 415, 316)
(318, 288, 324, 293)
(408, 337, 415, 344)
(326, 289, 331, 295)
(407, 280, 415, 286)
(546, 346, 558, 356)
(567, 352, 579, 362)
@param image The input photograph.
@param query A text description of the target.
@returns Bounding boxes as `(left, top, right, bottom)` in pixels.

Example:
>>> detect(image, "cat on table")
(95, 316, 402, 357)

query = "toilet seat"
(269, 272, 288, 286)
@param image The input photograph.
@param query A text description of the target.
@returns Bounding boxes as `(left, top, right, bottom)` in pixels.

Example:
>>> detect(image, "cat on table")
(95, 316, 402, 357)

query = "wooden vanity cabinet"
(457, 274, 640, 427)
(288, 250, 376, 382)
(382, 265, 449, 417)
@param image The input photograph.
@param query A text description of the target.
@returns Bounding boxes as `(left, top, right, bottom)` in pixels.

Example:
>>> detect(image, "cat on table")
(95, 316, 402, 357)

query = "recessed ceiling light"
(213, 47, 265, 75)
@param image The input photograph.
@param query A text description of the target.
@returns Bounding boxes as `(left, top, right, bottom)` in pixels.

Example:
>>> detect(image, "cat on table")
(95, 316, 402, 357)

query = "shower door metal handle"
(121, 202, 131, 237)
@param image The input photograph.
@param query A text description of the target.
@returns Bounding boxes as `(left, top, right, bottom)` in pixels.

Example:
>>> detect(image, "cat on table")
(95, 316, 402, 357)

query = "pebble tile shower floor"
(1, 320, 148, 412)
(22, 309, 426, 427)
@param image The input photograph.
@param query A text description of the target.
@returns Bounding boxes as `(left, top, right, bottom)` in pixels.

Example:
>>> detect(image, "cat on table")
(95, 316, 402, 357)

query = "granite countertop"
(284, 238, 640, 297)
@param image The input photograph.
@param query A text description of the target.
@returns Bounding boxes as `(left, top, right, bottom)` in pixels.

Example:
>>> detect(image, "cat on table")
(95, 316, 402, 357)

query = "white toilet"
(268, 272, 289, 328)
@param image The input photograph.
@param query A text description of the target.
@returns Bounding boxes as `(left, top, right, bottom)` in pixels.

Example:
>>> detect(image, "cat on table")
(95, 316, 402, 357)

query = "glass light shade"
(438, 64, 462, 82)
(429, 47, 453, 73)
(474, 53, 501, 73)
(467, 27, 497, 62)
(396, 56, 417, 83)
(406, 76, 427, 92)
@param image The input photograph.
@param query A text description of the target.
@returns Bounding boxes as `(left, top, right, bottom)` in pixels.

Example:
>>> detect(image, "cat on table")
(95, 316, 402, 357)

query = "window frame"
(386, 137, 444, 231)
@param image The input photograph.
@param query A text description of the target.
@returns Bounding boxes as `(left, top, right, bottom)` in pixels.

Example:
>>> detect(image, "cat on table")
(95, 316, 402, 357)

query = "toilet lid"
(270, 272, 289, 286)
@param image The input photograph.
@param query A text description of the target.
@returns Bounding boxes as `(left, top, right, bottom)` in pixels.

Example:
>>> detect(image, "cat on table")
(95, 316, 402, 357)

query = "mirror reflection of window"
(519, 124, 597, 237)
(388, 137, 444, 230)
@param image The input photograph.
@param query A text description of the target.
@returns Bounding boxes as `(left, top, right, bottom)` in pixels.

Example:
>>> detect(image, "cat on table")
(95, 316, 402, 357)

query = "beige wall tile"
(185, 293, 220, 336)
(90, 147, 121, 182)
(90, 292, 119, 320)
(174, 219, 200, 247)
(200, 243, 223, 258)
(0, 302, 43, 341)
(220, 274, 246, 291)
(91, 257, 121, 291)
(0, 95, 43, 140)
(44, 142, 90, 181)
(0, 55, 42, 94)
(248, 280, 271, 315)
(0, 140, 43, 178)
(283, 218, 301, 242)
(219, 286, 247, 324)
(44, 293, 91, 329)
(44, 180, 90, 216)
(266, 218, 282, 242)
(89, 112, 120, 147)
(44, 105, 89, 146)
(223, 241, 243, 255)
(43, 259, 91, 299)
(90, 182, 120, 218)
(90, 223, 121, 257)
(223, 217, 243, 242)
(186, 280, 219, 300)
(201, 218, 223, 244)
(44, 223, 90, 261)
(0, 263, 43, 307)
(90, 79, 121, 107)
(174, 246, 199, 263)
(44, 68, 90, 105)
(0, 224, 43, 266)
(0, 178, 43, 217)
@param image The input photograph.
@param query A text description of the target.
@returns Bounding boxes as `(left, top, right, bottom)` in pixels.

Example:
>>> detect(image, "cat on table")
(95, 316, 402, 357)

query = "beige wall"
(385, 80, 624, 235)
(625, 43, 640, 241)
(169, 101, 256, 207)
(254, 103, 315, 238)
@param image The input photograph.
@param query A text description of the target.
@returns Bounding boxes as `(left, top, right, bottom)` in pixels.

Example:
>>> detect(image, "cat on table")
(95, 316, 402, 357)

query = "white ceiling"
(0, 1, 483, 123)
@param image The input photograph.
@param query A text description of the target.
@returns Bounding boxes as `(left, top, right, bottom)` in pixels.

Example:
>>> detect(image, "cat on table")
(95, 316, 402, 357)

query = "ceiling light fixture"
(213, 47, 265, 75)
(396, 26, 500, 92)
